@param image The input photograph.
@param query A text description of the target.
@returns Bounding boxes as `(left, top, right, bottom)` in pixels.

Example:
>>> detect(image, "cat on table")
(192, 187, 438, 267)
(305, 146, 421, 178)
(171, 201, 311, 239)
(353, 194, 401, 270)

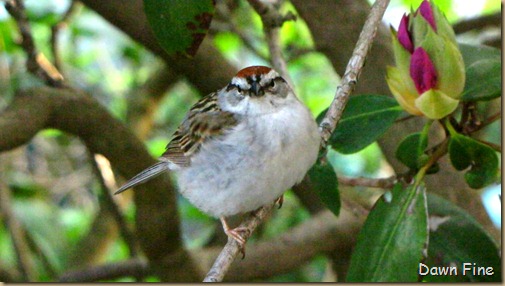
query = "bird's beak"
(250, 81, 261, 96)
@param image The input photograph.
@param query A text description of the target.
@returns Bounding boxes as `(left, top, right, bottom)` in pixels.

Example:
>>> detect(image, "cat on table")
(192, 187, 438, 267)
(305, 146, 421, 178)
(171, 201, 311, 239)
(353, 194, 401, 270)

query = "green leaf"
(461, 59, 501, 102)
(346, 184, 428, 282)
(319, 95, 403, 154)
(396, 132, 427, 170)
(415, 89, 459, 120)
(307, 162, 340, 216)
(395, 130, 438, 174)
(448, 134, 498, 189)
(422, 194, 501, 282)
(458, 44, 500, 69)
(0, 20, 18, 53)
(143, 0, 215, 57)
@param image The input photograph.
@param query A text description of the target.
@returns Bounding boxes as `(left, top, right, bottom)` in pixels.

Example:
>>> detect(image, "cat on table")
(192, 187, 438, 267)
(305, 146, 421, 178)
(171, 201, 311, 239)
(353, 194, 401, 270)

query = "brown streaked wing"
(161, 92, 238, 167)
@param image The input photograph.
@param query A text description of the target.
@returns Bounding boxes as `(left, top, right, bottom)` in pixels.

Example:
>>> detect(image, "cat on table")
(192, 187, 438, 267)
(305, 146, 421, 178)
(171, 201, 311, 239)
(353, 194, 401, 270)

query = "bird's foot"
(274, 194, 284, 209)
(220, 217, 249, 258)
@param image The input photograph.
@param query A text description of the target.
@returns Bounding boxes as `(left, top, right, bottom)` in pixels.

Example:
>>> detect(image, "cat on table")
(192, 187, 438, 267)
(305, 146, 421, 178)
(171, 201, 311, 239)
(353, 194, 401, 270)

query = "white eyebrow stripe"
(230, 77, 250, 88)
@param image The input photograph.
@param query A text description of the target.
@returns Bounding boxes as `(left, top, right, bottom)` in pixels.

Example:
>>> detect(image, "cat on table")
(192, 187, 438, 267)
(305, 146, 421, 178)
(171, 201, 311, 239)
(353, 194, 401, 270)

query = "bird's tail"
(115, 161, 170, 195)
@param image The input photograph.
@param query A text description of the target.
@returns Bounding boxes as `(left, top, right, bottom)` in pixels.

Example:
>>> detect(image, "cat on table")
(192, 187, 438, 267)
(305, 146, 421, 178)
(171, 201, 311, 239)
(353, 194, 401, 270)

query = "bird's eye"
(226, 84, 244, 93)
(266, 80, 278, 93)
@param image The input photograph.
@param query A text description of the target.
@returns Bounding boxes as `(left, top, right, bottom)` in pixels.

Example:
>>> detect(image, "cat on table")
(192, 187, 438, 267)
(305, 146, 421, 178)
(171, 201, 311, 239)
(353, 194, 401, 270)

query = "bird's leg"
(274, 194, 284, 209)
(220, 217, 249, 258)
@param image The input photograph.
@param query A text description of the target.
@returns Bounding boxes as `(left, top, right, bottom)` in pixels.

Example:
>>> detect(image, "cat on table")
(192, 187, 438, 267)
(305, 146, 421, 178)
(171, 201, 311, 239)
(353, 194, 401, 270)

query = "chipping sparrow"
(116, 66, 320, 250)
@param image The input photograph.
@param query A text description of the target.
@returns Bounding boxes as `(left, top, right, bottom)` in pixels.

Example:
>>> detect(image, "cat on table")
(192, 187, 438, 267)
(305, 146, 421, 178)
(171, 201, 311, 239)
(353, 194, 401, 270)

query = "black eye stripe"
(226, 84, 242, 92)
(227, 76, 285, 93)
(273, 76, 285, 83)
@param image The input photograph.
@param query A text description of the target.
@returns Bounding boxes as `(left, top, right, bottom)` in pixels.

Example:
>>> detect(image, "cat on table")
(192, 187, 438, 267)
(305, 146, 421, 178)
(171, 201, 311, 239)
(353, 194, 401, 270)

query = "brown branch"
(5, 0, 65, 87)
(79, 0, 236, 96)
(212, 3, 270, 62)
(338, 175, 396, 189)
(482, 111, 501, 126)
(247, 0, 296, 84)
(202, 208, 364, 282)
(395, 114, 416, 123)
(483, 35, 501, 49)
(204, 0, 391, 281)
(473, 111, 501, 133)
(0, 262, 19, 282)
(203, 203, 276, 282)
(126, 65, 180, 139)
(58, 258, 149, 282)
(23, 228, 58, 279)
(59, 207, 363, 282)
(51, 1, 82, 71)
(91, 153, 140, 258)
(202, 1, 301, 281)
(473, 138, 501, 153)
(0, 87, 183, 268)
(318, 0, 390, 150)
(0, 182, 35, 281)
(453, 12, 501, 34)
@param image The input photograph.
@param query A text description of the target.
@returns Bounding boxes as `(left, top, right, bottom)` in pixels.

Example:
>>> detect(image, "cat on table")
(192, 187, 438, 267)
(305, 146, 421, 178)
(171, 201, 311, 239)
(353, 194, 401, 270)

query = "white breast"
(175, 99, 320, 217)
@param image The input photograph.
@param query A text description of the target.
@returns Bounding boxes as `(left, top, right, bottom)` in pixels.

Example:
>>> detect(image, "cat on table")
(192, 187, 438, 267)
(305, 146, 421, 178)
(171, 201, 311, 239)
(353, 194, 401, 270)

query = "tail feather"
(115, 161, 170, 195)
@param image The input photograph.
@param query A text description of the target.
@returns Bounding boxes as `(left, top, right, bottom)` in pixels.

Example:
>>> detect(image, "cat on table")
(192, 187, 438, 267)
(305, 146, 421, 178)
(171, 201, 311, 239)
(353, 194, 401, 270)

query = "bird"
(115, 65, 320, 253)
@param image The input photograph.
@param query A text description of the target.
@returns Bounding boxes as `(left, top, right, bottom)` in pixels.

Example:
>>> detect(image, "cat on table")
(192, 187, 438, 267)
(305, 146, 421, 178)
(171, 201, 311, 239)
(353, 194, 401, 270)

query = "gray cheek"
(277, 84, 289, 98)
(227, 91, 245, 106)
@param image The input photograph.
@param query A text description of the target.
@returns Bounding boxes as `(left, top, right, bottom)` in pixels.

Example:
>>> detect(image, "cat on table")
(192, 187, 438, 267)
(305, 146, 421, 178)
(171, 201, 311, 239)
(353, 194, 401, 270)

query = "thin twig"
(213, 3, 270, 62)
(23, 229, 58, 279)
(473, 138, 501, 153)
(285, 47, 315, 61)
(203, 0, 391, 281)
(472, 111, 501, 133)
(51, 1, 81, 72)
(318, 0, 390, 151)
(452, 12, 501, 34)
(5, 0, 65, 87)
(482, 111, 501, 126)
(0, 183, 35, 281)
(89, 153, 140, 259)
(202, 1, 298, 281)
(338, 175, 396, 189)
(247, 0, 296, 85)
(203, 203, 276, 282)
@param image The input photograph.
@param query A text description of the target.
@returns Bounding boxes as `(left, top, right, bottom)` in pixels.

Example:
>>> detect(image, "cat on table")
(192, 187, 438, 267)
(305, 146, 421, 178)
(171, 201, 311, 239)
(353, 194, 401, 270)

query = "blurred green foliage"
(0, 0, 499, 282)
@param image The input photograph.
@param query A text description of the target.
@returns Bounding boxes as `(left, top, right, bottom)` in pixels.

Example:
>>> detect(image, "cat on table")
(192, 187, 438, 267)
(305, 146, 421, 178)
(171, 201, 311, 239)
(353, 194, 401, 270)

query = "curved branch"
(453, 12, 501, 34)
(92, 154, 140, 258)
(58, 208, 363, 282)
(0, 87, 183, 265)
(59, 259, 149, 282)
(79, 0, 236, 95)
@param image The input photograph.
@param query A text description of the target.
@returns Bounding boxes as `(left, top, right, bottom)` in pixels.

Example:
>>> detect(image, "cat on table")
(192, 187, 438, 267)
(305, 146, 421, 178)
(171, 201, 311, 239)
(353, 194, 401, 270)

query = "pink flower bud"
(387, 0, 464, 119)
(398, 14, 413, 53)
(417, 0, 437, 31)
(410, 47, 437, 94)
